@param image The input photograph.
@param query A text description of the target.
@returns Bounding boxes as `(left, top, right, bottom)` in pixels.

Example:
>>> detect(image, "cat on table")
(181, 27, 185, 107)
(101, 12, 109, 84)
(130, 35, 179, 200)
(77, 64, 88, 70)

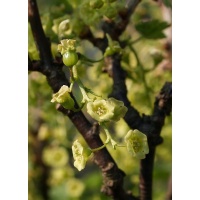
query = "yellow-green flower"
(42, 146, 69, 168)
(65, 178, 85, 198)
(57, 39, 77, 55)
(51, 85, 75, 109)
(86, 98, 127, 122)
(37, 124, 51, 141)
(48, 167, 74, 186)
(72, 140, 88, 171)
(124, 129, 149, 159)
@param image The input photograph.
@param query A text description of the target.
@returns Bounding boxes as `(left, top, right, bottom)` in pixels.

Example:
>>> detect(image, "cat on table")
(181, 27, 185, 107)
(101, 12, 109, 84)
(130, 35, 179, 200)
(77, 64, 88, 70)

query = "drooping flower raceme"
(124, 129, 149, 159)
(51, 85, 75, 109)
(86, 98, 127, 123)
(72, 140, 88, 171)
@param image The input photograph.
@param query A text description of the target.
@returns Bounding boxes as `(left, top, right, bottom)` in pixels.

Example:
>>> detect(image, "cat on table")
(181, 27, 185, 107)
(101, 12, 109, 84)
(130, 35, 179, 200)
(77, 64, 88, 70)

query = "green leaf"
(135, 20, 170, 39)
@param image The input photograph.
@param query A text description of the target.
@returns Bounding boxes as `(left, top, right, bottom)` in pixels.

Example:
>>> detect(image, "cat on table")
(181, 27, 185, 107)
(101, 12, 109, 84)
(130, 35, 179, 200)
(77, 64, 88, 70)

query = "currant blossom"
(72, 140, 88, 171)
(124, 129, 149, 159)
(86, 98, 127, 122)
(57, 39, 76, 55)
(51, 85, 75, 109)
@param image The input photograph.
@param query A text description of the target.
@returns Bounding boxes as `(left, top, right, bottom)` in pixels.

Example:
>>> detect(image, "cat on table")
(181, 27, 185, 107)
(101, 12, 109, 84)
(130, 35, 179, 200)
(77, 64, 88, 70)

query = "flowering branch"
(28, 0, 171, 200)
(28, 0, 138, 199)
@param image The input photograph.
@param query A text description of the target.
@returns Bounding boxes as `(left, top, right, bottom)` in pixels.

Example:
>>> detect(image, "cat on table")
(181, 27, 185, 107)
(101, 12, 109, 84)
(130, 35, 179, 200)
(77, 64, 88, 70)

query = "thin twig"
(28, 0, 53, 69)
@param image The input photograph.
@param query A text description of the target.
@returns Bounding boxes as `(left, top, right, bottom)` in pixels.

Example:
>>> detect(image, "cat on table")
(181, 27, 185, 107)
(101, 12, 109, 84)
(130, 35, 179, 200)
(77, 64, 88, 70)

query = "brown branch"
(28, 0, 53, 69)
(139, 82, 172, 200)
(28, 55, 43, 72)
(106, 51, 171, 200)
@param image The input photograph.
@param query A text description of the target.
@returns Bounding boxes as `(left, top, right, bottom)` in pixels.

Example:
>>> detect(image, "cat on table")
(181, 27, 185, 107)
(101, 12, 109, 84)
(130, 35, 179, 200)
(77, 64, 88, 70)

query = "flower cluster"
(125, 129, 149, 159)
(52, 39, 150, 173)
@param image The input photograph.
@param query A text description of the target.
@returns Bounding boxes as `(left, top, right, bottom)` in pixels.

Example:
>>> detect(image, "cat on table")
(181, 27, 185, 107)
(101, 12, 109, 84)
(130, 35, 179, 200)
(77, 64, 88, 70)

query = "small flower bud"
(58, 19, 70, 32)
(104, 34, 122, 56)
(51, 85, 75, 109)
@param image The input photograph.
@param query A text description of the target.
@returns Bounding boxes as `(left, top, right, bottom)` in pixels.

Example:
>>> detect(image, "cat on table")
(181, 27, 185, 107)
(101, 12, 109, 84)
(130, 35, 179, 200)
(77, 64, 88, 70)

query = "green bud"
(51, 85, 75, 109)
(104, 34, 122, 56)
(104, 47, 113, 57)
(58, 19, 70, 32)
(52, 16, 72, 37)
(124, 129, 149, 159)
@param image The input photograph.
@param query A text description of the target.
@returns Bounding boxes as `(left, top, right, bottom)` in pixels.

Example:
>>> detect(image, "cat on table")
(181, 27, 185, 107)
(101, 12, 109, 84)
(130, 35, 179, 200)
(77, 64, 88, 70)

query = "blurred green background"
(28, 0, 172, 199)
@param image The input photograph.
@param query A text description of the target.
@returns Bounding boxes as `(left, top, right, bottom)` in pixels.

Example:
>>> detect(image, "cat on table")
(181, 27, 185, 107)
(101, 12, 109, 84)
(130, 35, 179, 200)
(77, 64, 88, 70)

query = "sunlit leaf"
(135, 20, 170, 39)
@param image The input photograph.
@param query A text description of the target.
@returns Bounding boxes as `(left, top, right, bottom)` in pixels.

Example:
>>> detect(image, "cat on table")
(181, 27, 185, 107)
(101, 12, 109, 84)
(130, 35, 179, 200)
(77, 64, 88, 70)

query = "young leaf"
(135, 20, 170, 39)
